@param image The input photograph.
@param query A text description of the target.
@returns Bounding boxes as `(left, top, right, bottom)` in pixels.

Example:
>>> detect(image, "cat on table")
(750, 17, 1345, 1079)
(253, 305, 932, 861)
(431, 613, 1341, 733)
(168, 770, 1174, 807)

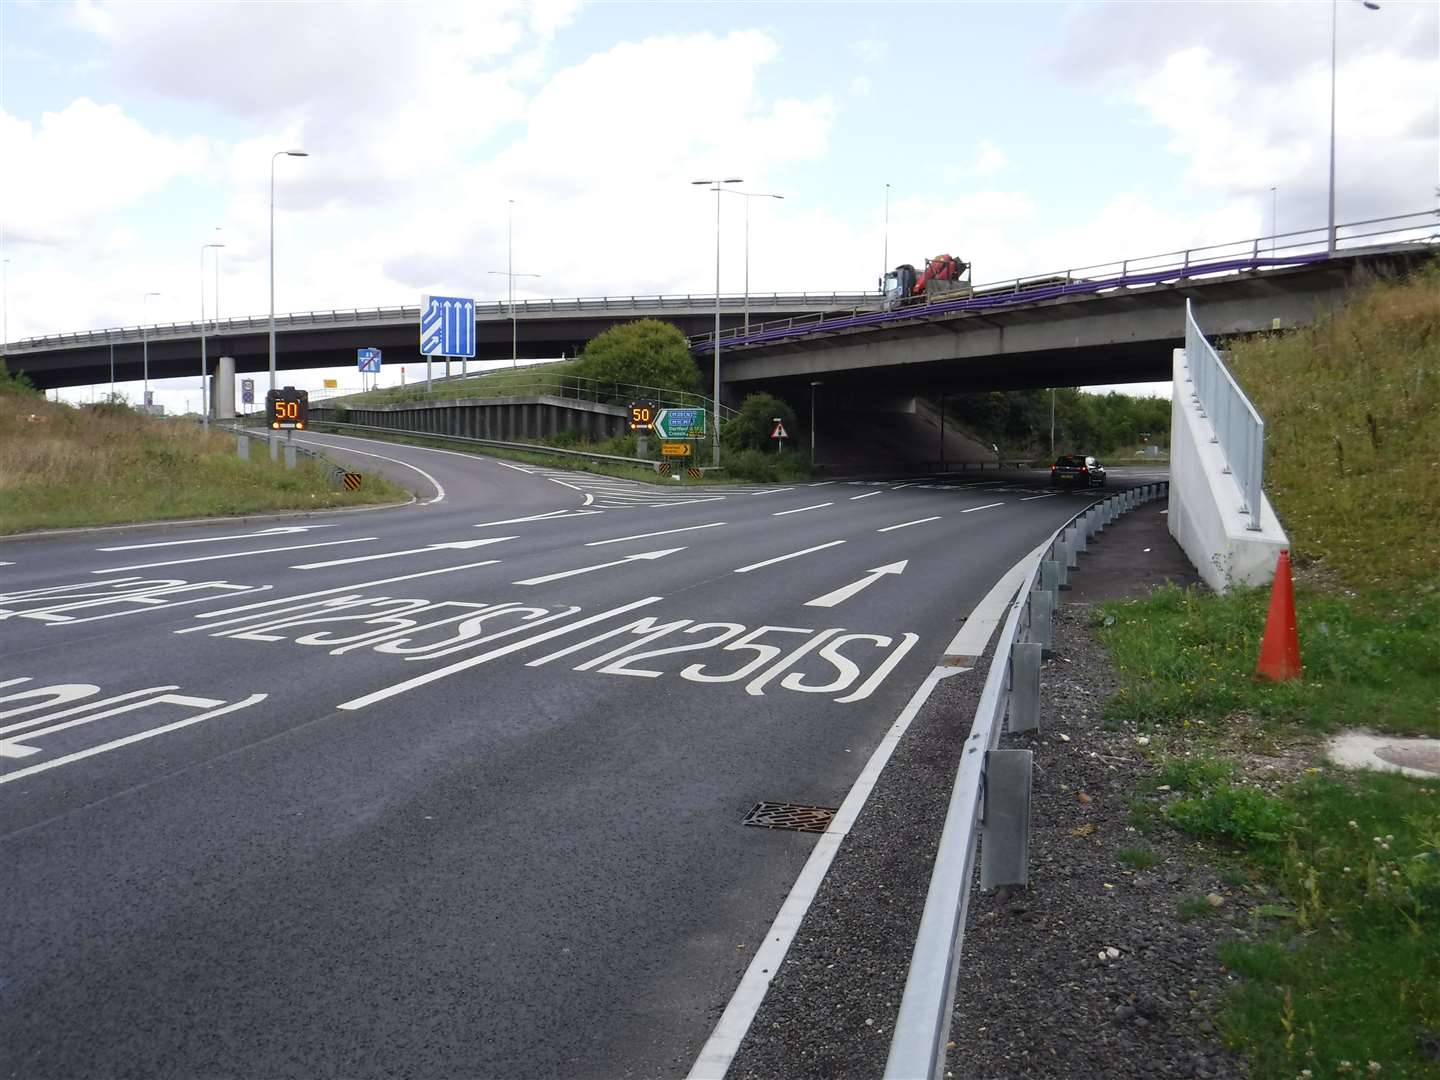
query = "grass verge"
(1089, 265, 1440, 1076)
(0, 399, 407, 534)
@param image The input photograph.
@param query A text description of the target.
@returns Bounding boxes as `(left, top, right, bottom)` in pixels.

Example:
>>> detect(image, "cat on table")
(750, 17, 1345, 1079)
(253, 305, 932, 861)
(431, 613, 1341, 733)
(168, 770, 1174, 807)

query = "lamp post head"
(1362, 1, 1379, 8)
(286, 150, 309, 157)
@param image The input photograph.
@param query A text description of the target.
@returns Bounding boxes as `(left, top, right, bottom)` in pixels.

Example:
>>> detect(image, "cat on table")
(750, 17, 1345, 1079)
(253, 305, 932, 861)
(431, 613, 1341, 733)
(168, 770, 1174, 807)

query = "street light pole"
(883, 182, 891, 286)
(692, 178, 742, 467)
(142, 291, 160, 406)
(1, 257, 9, 359)
(1270, 186, 1278, 256)
(199, 241, 224, 429)
(486, 266, 542, 369)
(730, 191, 784, 336)
(1329, 0, 1381, 254)
(269, 149, 308, 394)
(810, 380, 823, 467)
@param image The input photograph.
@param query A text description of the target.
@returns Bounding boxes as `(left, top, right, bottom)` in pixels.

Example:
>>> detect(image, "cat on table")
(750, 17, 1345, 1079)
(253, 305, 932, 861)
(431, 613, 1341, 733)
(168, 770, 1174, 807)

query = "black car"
(1050, 454, 1107, 487)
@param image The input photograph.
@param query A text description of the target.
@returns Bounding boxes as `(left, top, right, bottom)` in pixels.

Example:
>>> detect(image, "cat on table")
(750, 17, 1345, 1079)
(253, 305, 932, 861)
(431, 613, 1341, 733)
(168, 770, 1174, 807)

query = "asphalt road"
(0, 433, 1165, 1079)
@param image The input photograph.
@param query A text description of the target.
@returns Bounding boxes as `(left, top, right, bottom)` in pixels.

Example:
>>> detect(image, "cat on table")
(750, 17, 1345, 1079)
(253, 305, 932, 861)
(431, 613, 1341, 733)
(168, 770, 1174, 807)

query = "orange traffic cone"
(1255, 550, 1302, 682)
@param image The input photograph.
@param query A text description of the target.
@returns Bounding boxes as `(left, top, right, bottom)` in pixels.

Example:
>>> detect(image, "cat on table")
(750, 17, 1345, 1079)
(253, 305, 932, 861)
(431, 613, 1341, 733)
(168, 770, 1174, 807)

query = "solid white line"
(685, 542, 1046, 1080)
(961, 501, 1005, 513)
(807, 481, 836, 487)
(585, 522, 727, 546)
(876, 515, 941, 533)
(545, 477, 586, 493)
(1020, 493, 1058, 501)
(734, 540, 845, 574)
(850, 491, 881, 501)
(97, 525, 341, 552)
(773, 502, 832, 517)
(336, 596, 663, 711)
(93, 537, 377, 573)
(495, 460, 532, 473)
(296, 437, 446, 504)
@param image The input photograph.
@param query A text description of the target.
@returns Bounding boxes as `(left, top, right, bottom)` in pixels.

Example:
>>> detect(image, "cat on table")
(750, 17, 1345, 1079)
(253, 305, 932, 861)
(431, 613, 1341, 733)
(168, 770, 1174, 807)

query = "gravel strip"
(725, 501, 1256, 1080)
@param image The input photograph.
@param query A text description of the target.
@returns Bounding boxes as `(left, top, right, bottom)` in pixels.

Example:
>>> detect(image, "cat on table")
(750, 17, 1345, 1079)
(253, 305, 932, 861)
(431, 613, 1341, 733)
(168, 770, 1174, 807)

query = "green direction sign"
(653, 407, 707, 440)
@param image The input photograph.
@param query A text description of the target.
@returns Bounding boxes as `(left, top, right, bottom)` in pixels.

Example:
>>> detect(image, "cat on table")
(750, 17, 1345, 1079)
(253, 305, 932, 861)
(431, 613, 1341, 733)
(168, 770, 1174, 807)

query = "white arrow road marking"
(473, 509, 600, 528)
(804, 560, 908, 608)
(512, 547, 685, 586)
(961, 502, 1005, 513)
(292, 537, 514, 570)
(585, 522, 727, 547)
(773, 502, 833, 516)
(877, 516, 941, 533)
(97, 525, 341, 552)
(94, 537, 379, 573)
(734, 540, 846, 574)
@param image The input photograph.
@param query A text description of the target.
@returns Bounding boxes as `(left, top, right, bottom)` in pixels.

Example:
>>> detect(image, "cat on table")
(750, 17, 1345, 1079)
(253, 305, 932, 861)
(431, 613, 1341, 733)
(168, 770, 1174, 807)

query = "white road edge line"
(296, 437, 446, 505)
(876, 515, 941, 533)
(733, 540, 845, 574)
(585, 522, 727, 547)
(772, 502, 832, 517)
(850, 492, 880, 501)
(961, 501, 1005, 513)
(685, 552, 1037, 1080)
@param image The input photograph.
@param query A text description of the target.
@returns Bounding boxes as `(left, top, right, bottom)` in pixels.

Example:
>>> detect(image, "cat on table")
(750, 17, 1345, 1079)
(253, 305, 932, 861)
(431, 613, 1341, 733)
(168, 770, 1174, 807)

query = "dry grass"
(1224, 262, 1440, 589)
(0, 399, 406, 533)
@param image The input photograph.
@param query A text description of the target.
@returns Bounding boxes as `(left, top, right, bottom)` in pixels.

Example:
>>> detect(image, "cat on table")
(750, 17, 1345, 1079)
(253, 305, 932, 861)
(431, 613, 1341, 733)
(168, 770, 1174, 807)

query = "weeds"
(1115, 846, 1162, 869)
(1166, 782, 1293, 846)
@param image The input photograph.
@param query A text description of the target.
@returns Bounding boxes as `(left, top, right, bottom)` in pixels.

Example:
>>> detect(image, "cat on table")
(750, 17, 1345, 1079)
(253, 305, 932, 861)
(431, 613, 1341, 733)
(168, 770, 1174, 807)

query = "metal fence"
(884, 484, 1169, 1080)
(1184, 300, 1265, 531)
(692, 208, 1438, 352)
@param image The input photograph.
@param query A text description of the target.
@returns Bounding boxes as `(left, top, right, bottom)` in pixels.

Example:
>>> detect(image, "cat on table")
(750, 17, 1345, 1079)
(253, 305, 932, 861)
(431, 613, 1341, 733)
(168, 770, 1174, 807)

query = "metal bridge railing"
(884, 484, 1169, 1080)
(4, 291, 876, 353)
(1184, 300, 1265, 531)
(692, 208, 1438, 351)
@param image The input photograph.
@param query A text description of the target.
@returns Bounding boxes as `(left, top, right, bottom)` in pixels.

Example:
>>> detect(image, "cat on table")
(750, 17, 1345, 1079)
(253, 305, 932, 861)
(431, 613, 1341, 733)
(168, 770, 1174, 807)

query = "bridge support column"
(211, 356, 236, 419)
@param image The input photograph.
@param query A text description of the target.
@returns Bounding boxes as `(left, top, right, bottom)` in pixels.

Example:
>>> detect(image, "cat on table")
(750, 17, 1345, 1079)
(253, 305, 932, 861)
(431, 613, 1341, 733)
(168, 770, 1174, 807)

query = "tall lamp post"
(199, 241, 225, 428)
(810, 380, 823, 467)
(882, 182, 891, 288)
(268, 149, 308, 394)
(692, 177, 742, 467)
(725, 190, 784, 335)
(141, 291, 161, 406)
(1328, 0, 1381, 254)
(1, 256, 9, 360)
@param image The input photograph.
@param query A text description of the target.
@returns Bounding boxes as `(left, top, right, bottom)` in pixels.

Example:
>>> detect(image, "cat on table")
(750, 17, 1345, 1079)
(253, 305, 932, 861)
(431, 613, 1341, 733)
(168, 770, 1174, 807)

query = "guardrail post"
(1063, 528, 1079, 570)
(1029, 587, 1054, 650)
(236, 435, 250, 461)
(1074, 517, 1089, 554)
(284, 443, 296, 470)
(1008, 641, 1042, 734)
(1040, 558, 1061, 605)
(269, 437, 279, 462)
(979, 748, 1033, 891)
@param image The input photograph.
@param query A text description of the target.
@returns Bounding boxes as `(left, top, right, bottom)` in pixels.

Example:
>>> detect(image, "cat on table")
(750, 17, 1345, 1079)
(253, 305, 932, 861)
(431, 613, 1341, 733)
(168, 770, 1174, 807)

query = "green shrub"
(723, 392, 799, 453)
(1165, 782, 1293, 846)
(572, 319, 701, 396)
(0, 359, 39, 397)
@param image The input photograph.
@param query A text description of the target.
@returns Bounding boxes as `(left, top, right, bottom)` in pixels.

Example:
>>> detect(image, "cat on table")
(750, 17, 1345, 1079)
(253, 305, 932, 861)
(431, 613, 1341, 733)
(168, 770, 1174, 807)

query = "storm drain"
(742, 801, 837, 834)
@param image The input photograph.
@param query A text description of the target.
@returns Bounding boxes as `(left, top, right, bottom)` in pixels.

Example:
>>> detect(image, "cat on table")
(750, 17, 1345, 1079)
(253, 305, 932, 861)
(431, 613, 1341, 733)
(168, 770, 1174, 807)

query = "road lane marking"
(585, 523, 727, 547)
(748, 487, 794, 495)
(93, 538, 378, 573)
(336, 596, 664, 711)
(513, 547, 685, 586)
(97, 525, 341, 552)
(295, 438, 446, 504)
(583, 493, 594, 506)
(876, 516, 941, 533)
(804, 561, 908, 608)
(1020, 493, 1058, 501)
(495, 460, 532, 473)
(292, 537, 513, 570)
(545, 477, 586, 493)
(807, 481, 835, 487)
(734, 540, 845, 574)
(176, 560, 514, 632)
(473, 510, 597, 528)
(850, 492, 880, 500)
(961, 502, 1005, 513)
(772, 503, 832, 516)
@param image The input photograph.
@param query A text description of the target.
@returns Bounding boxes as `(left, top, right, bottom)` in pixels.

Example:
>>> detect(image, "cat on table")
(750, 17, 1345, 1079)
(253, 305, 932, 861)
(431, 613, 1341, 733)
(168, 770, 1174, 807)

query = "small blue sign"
(357, 347, 382, 373)
(420, 294, 475, 358)
(241, 378, 255, 405)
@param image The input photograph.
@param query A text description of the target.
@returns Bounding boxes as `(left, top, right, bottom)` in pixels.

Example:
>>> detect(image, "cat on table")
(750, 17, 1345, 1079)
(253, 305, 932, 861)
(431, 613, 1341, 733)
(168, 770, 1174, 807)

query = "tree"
(722, 392, 798, 452)
(572, 319, 702, 396)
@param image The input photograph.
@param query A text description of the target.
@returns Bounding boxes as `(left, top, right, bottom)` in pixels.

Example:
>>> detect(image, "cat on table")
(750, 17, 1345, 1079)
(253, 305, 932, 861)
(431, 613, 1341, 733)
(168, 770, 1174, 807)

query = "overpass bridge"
(2, 292, 873, 391)
(697, 211, 1438, 404)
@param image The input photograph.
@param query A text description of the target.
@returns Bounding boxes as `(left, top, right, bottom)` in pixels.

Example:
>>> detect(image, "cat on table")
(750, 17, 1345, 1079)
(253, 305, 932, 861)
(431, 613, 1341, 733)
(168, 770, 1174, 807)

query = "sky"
(1, 0, 1437, 414)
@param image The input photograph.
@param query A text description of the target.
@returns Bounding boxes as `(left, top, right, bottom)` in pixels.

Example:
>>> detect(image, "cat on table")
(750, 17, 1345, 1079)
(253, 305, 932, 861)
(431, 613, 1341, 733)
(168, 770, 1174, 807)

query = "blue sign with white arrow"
(357, 347, 382, 372)
(420, 294, 475, 358)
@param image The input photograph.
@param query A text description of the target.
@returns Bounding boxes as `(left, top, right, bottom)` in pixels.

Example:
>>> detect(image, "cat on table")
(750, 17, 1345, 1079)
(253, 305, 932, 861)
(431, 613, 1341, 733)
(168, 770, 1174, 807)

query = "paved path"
(0, 435, 1161, 1079)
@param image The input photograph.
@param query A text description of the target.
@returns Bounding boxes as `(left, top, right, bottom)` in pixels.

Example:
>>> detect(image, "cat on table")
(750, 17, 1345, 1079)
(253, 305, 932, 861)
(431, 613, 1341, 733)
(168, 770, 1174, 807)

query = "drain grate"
(742, 801, 837, 834)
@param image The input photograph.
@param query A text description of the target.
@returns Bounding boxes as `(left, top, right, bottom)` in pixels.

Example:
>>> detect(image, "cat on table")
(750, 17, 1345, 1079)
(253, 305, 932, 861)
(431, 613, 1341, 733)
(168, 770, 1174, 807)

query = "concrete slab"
(1327, 731, 1440, 780)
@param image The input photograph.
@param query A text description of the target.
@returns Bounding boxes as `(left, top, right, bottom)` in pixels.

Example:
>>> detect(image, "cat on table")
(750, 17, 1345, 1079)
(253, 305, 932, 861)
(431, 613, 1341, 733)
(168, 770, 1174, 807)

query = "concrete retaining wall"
(309, 394, 628, 444)
(1166, 348, 1288, 592)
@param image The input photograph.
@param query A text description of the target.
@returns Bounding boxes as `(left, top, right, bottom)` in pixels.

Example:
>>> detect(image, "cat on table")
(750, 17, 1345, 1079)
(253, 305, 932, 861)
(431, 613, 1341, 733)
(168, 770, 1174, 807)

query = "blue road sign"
(357, 347, 382, 372)
(241, 378, 255, 405)
(419, 294, 475, 358)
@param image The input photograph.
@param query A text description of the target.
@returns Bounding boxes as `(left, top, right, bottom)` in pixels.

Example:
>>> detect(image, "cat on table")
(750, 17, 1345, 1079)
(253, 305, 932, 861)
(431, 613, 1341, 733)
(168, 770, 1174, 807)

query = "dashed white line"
(960, 501, 1005, 513)
(93, 537, 378, 573)
(850, 492, 881, 501)
(734, 540, 846, 574)
(585, 522, 728, 547)
(876, 516, 941, 533)
(748, 488, 794, 496)
(1020, 493, 1058, 501)
(495, 460, 533, 474)
(807, 481, 836, 487)
(772, 502, 833, 517)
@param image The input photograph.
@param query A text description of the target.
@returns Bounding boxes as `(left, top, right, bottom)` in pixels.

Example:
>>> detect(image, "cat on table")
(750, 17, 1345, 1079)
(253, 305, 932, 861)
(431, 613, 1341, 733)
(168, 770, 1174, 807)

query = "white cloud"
(850, 74, 872, 97)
